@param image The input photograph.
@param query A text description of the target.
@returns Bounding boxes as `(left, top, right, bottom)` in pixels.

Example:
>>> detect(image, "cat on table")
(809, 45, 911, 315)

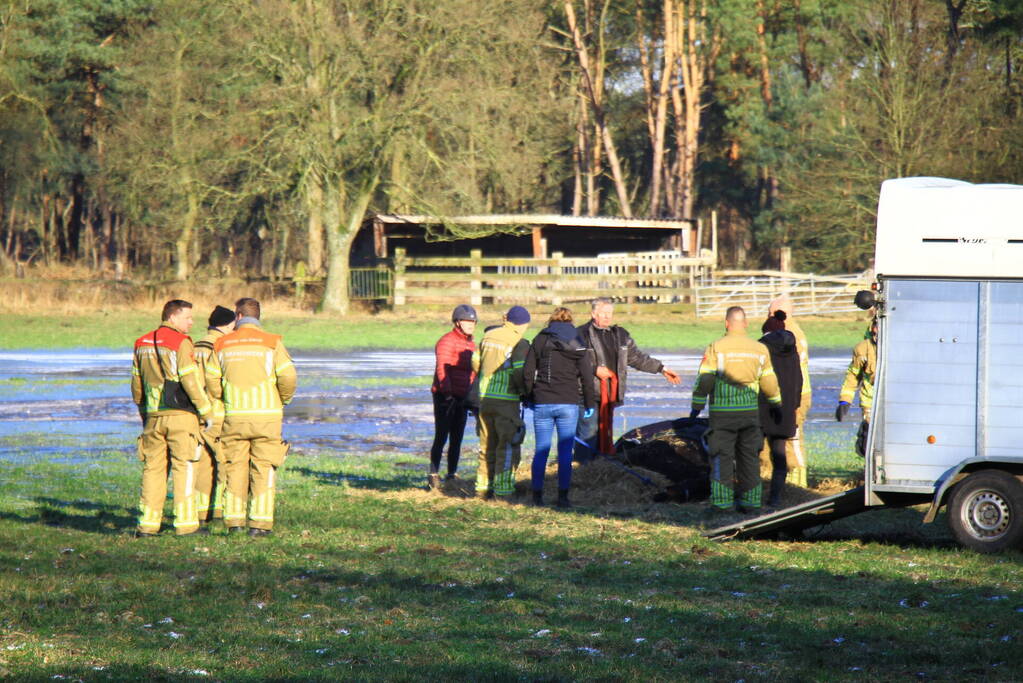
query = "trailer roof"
(876, 177, 1023, 278)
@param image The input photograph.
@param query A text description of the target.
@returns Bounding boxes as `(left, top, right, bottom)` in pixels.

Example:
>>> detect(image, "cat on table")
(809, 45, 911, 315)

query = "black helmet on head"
(452, 304, 478, 323)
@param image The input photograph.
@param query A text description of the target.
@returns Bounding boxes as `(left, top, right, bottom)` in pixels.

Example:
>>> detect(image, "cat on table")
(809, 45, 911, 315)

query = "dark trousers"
(766, 435, 788, 507)
(708, 410, 762, 509)
(430, 393, 468, 475)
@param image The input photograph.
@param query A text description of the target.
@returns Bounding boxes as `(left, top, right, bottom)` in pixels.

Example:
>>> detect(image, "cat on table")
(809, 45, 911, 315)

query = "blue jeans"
(532, 403, 580, 492)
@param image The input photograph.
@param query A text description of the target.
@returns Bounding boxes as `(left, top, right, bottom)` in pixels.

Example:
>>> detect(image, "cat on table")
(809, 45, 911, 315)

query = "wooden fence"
(693, 270, 872, 318)
(392, 248, 714, 306)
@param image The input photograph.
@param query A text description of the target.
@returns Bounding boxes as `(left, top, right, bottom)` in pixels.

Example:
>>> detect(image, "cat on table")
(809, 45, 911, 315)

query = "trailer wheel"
(948, 470, 1023, 553)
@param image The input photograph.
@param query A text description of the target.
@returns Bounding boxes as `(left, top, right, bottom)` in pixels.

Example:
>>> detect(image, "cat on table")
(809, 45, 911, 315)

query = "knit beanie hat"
(208, 305, 236, 328)
(506, 305, 531, 325)
(762, 309, 787, 333)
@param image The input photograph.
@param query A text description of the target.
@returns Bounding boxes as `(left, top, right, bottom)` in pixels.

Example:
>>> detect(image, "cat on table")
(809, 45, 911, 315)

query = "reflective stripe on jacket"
(193, 329, 226, 426)
(131, 324, 210, 417)
(473, 322, 529, 402)
(839, 336, 876, 412)
(205, 322, 297, 421)
(692, 329, 781, 412)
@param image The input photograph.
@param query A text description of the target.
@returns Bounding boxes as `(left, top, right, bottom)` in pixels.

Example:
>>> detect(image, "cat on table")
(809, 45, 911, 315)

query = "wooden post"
(688, 220, 698, 255)
(470, 248, 482, 306)
(373, 218, 387, 259)
(711, 210, 718, 268)
(394, 248, 407, 307)
(531, 227, 543, 258)
(551, 251, 564, 306)
(779, 247, 792, 273)
(294, 261, 307, 303)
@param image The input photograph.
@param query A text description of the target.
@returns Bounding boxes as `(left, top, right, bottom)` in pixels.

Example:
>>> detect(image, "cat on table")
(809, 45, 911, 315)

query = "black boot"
(556, 489, 572, 508)
(532, 490, 544, 506)
(769, 467, 787, 509)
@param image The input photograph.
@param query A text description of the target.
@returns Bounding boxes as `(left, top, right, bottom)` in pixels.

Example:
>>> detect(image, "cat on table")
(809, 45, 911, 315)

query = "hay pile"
(431, 458, 670, 506)
(536, 458, 672, 506)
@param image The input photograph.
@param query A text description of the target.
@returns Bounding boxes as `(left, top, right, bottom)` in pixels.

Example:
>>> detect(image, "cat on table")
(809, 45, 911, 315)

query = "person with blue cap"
(472, 305, 531, 499)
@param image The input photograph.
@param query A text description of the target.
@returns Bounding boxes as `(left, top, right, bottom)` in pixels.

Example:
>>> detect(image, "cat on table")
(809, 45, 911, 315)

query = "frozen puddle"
(0, 349, 857, 463)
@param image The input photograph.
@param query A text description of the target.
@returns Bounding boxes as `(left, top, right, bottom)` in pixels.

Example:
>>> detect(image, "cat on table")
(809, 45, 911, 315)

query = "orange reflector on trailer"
(927, 435, 936, 444)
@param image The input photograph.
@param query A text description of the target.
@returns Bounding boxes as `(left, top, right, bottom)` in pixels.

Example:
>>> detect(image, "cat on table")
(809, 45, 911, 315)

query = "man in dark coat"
(758, 311, 803, 507)
(574, 297, 681, 462)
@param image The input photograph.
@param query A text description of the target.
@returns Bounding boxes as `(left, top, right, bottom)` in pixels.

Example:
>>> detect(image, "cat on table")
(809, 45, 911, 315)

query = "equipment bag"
(153, 331, 198, 414)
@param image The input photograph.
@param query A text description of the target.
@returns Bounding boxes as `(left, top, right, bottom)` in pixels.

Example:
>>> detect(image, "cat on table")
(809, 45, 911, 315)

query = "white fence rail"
(695, 270, 873, 318)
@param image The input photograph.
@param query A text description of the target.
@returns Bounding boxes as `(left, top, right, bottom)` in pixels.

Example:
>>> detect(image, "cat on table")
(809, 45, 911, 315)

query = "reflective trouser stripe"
(223, 490, 247, 526)
(137, 413, 201, 534)
(738, 484, 762, 508)
(138, 502, 162, 533)
(173, 461, 198, 530)
(478, 402, 522, 496)
(249, 468, 275, 522)
(711, 479, 733, 510)
(219, 420, 284, 529)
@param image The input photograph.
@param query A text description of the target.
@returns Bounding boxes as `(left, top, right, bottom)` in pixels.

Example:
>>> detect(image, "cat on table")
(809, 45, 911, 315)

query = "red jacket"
(432, 327, 476, 398)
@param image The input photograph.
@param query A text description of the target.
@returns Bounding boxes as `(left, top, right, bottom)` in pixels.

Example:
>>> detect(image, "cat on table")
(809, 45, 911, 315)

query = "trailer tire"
(947, 470, 1023, 553)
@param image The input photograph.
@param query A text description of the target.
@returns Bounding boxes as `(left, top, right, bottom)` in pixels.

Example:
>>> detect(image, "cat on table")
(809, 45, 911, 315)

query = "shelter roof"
(373, 214, 692, 230)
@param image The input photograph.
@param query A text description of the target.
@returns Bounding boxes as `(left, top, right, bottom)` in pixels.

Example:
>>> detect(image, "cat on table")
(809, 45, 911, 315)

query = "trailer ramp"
(704, 487, 868, 541)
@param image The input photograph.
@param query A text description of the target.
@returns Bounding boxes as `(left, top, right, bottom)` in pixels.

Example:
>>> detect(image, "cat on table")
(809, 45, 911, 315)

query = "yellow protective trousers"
(477, 400, 524, 497)
(220, 420, 289, 530)
(136, 413, 203, 535)
(194, 424, 226, 521)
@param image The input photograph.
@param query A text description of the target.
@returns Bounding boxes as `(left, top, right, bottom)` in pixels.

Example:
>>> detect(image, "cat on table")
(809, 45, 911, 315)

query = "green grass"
(0, 312, 869, 351)
(2, 434, 1021, 680)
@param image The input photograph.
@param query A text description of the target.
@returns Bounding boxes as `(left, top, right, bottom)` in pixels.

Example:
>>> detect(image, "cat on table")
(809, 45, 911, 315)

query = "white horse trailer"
(707, 177, 1023, 552)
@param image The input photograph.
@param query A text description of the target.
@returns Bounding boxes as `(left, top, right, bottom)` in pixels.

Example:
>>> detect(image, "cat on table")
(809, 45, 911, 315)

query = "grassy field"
(2, 434, 1021, 680)
(0, 311, 870, 351)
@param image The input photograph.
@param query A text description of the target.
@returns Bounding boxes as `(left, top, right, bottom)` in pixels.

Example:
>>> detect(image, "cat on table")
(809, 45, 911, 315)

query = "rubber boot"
(427, 473, 440, 490)
(556, 489, 572, 509)
(532, 490, 544, 506)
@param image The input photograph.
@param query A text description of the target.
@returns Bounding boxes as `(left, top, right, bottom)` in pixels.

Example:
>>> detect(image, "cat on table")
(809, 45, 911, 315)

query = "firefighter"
(768, 295, 811, 487)
(192, 305, 236, 523)
(836, 319, 877, 457)
(131, 299, 212, 537)
(204, 298, 297, 537)
(473, 305, 531, 499)
(690, 306, 782, 512)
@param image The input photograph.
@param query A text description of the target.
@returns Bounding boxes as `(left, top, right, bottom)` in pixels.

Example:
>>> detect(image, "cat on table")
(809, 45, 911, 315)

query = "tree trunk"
(306, 174, 325, 275)
(565, 1, 632, 217)
(175, 190, 199, 280)
(319, 175, 378, 315)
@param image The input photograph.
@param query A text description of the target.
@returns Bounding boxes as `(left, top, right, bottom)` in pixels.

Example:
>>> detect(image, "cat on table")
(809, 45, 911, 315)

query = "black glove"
(689, 408, 701, 420)
(835, 402, 850, 422)
(769, 405, 783, 423)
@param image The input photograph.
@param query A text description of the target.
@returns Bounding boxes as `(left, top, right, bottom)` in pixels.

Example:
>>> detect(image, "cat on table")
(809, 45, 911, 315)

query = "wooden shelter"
(351, 214, 700, 264)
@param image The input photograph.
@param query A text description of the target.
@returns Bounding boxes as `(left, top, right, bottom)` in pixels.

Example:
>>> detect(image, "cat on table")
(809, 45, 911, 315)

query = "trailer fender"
(923, 459, 1023, 523)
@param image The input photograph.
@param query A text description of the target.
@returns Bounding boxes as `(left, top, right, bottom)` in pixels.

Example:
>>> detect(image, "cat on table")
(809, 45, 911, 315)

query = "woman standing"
(429, 305, 477, 489)
(524, 308, 596, 507)
(758, 310, 803, 508)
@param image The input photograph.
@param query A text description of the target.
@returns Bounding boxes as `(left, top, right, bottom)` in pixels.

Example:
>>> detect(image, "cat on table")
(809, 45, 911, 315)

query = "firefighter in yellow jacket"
(472, 305, 531, 499)
(204, 298, 297, 536)
(131, 299, 212, 537)
(192, 305, 236, 523)
(836, 319, 877, 457)
(690, 306, 782, 512)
